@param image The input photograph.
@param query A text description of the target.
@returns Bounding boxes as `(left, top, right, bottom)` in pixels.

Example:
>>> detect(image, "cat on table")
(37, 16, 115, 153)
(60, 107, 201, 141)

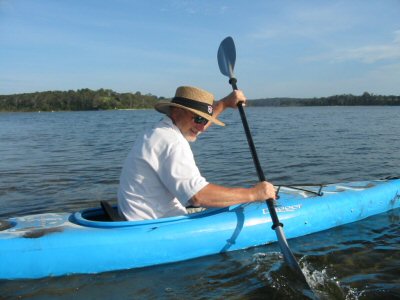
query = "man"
(118, 86, 276, 221)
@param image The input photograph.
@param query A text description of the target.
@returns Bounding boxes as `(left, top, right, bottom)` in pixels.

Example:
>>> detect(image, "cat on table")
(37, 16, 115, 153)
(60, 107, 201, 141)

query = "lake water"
(1, 107, 399, 299)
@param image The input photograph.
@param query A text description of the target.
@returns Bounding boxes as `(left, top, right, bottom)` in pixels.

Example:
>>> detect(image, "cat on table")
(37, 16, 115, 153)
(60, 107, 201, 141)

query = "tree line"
(0, 89, 164, 112)
(248, 92, 400, 107)
(0, 90, 399, 112)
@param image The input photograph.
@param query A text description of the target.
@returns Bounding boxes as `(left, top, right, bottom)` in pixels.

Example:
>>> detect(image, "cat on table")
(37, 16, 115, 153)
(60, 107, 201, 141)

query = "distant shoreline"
(1, 89, 399, 112)
(0, 88, 162, 112)
(248, 92, 400, 107)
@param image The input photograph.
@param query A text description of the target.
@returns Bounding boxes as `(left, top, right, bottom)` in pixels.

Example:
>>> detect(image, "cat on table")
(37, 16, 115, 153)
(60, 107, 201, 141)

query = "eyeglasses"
(192, 115, 209, 125)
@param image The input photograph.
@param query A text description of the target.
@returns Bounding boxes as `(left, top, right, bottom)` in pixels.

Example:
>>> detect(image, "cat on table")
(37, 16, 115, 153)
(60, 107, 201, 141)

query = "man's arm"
(190, 181, 276, 208)
(204, 90, 246, 130)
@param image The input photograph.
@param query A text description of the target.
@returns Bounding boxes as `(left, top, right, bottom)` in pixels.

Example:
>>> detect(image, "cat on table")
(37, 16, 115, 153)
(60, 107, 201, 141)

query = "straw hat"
(154, 86, 225, 126)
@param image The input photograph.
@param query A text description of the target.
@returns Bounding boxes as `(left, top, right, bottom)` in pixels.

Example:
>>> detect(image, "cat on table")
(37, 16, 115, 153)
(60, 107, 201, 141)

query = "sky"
(1, 0, 399, 99)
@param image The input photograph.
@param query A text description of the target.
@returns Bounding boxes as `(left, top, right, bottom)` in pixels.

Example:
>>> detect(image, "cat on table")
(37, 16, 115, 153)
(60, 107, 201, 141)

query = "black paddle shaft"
(219, 37, 315, 294)
(229, 77, 315, 292)
(229, 77, 283, 231)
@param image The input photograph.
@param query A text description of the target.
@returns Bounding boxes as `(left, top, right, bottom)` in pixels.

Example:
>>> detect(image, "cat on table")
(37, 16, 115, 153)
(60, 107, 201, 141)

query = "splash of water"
(252, 252, 365, 299)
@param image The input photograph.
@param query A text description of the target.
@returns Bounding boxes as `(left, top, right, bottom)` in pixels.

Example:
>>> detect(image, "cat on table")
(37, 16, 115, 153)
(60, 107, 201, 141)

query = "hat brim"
(154, 101, 225, 126)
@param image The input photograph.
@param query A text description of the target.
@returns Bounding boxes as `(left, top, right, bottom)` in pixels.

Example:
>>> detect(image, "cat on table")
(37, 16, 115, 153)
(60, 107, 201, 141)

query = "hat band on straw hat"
(172, 97, 214, 116)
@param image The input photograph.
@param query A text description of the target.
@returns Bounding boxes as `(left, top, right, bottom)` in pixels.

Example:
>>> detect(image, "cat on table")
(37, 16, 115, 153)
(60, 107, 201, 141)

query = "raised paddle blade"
(217, 36, 236, 78)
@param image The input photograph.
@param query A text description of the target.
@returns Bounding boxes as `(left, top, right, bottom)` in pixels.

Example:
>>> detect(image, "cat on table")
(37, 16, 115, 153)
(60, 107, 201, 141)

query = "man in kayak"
(117, 86, 276, 221)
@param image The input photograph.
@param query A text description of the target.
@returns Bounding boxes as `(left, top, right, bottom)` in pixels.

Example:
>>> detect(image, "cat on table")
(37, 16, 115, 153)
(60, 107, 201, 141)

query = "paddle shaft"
(229, 78, 314, 291)
(218, 36, 314, 294)
(229, 78, 282, 230)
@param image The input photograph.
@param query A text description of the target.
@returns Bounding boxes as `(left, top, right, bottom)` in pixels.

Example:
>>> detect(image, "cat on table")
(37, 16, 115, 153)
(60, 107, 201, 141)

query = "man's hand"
(221, 90, 246, 109)
(252, 181, 277, 201)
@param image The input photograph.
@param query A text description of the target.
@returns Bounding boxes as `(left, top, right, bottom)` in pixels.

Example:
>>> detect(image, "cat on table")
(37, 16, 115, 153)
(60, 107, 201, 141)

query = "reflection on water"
(1, 107, 400, 299)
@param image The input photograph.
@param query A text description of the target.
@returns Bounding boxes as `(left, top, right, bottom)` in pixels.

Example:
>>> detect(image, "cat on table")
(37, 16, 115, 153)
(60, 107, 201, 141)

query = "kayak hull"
(1, 179, 399, 280)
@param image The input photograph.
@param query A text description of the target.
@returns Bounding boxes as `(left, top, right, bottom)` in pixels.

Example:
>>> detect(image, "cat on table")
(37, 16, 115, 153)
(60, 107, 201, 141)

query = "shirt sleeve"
(159, 139, 208, 206)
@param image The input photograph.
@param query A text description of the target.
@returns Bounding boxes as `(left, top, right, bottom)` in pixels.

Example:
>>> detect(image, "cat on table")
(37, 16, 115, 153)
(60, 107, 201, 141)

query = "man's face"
(171, 108, 208, 142)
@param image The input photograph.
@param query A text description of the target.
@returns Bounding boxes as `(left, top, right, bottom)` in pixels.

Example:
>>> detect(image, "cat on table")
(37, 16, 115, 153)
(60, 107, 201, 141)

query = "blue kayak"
(1, 178, 399, 280)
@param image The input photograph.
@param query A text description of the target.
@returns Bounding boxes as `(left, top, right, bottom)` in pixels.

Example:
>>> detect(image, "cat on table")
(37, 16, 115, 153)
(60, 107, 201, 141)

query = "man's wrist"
(216, 98, 227, 111)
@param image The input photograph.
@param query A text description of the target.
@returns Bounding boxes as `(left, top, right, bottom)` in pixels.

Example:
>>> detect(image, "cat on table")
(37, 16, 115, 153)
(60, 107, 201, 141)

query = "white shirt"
(118, 116, 208, 220)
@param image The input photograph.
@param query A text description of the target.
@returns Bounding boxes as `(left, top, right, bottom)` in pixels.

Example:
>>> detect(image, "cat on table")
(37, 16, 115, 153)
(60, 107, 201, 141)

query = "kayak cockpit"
(72, 204, 133, 228)
(99, 200, 126, 221)
(72, 202, 230, 229)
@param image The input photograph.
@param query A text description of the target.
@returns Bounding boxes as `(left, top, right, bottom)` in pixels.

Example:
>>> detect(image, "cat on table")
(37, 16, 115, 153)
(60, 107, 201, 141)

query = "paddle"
(217, 36, 313, 291)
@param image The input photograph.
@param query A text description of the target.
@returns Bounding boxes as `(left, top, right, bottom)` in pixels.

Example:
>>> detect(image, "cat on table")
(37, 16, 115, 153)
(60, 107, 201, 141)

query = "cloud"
(249, 2, 358, 41)
(333, 30, 400, 63)
(351, 62, 400, 94)
(303, 30, 400, 64)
